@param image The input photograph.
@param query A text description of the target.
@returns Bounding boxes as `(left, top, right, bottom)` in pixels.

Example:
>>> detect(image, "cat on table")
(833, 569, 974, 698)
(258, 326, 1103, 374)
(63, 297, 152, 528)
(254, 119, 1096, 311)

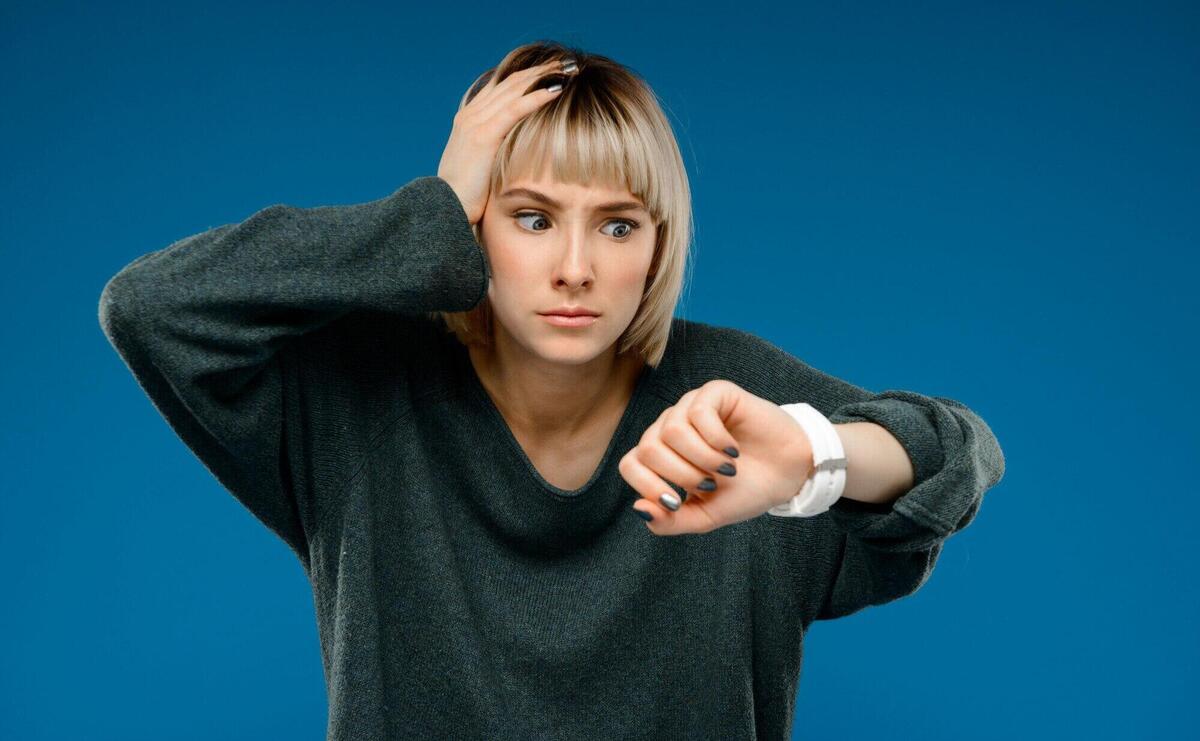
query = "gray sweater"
(98, 175, 1005, 740)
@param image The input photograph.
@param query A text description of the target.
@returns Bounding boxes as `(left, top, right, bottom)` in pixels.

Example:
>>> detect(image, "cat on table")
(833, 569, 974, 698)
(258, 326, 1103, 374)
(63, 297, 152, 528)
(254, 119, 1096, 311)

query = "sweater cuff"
(823, 390, 980, 551)
(390, 175, 491, 312)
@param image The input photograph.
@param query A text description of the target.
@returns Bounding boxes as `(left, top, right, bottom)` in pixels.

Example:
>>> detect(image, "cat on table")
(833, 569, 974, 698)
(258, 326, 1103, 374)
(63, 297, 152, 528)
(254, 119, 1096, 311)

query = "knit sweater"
(97, 175, 1005, 740)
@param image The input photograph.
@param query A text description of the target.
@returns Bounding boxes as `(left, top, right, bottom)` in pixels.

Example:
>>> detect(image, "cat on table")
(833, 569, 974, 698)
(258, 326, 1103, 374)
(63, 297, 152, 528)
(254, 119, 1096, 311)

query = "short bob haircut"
(431, 40, 694, 368)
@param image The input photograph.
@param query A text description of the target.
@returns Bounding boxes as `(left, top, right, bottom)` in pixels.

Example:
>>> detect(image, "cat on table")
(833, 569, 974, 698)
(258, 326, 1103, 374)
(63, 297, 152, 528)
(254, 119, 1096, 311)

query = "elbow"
(98, 274, 129, 344)
(98, 271, 155, 353)
(943, 396, 1006, 491)
(976, 415, 1006, 490)
(988, 434, 1006, 489)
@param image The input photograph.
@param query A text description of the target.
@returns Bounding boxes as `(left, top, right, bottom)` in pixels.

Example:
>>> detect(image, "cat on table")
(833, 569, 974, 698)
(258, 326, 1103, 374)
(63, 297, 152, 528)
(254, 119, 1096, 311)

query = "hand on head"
(437, 57, 578, 226)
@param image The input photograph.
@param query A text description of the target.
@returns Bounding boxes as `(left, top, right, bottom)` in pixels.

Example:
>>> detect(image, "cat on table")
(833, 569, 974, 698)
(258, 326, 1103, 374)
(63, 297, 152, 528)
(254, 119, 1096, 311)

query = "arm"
(681, 322, 1005, 623)
(813, 389, 1004, 621)
(832, 421, 915, 506)
(97, 176, 488, 566)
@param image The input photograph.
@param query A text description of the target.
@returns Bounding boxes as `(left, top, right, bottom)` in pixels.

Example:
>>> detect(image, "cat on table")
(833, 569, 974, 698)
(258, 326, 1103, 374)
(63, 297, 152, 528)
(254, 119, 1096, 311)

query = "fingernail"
(698, 478, 717, 492)
(659, 492, 681, 511)
(547, 82, 563, 92)
(717, 463, 736, 477)
(631, 505, 653, 522)
(560, 58, 578, 73)
(724, 446, 740, 458)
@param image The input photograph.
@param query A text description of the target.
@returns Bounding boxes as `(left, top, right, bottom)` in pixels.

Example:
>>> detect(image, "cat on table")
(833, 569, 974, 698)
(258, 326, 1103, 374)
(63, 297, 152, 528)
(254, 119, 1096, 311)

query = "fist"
(618, 380, 815, 535)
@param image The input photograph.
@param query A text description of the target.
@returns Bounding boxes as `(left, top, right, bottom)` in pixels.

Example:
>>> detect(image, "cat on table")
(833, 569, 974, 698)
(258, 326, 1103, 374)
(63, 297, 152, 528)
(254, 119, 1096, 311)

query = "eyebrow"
(498, 187, 648, 214)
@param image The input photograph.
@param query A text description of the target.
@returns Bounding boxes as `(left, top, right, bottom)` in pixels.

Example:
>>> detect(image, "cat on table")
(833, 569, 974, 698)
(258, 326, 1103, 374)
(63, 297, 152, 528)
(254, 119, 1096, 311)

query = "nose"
(553, 230, 595, 289)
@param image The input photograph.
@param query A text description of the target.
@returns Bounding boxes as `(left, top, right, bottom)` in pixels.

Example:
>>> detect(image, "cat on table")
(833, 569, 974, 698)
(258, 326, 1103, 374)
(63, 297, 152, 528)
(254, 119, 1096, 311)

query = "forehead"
(499, 163, 639, 205)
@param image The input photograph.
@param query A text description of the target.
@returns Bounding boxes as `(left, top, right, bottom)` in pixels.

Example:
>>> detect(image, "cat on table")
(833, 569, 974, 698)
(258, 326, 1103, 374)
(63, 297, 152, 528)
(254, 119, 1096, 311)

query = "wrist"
(767, 403, 848, 517)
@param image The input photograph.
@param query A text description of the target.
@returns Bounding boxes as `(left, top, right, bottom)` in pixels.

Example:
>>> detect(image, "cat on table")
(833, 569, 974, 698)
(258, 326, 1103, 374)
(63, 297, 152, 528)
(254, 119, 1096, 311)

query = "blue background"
(3, 1, 1196, 738)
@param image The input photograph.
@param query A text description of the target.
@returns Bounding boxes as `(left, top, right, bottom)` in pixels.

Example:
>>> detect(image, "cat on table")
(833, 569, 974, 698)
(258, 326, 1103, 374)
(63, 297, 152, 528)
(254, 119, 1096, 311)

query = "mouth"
(539, 313, 599, 327)
(538, 308, 601, 317)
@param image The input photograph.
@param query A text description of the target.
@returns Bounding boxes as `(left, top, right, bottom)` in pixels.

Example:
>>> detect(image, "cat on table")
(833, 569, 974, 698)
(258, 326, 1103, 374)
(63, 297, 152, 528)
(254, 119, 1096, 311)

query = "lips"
(541, 313, 598, 327)
(540, 308, 600, 317)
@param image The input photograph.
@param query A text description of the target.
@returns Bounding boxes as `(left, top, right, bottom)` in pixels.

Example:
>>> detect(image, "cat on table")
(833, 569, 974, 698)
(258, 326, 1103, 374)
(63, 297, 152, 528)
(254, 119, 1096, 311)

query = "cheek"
(484, 244, 541, 284)
(478, 221, 530, 280)
(616, 241, 656, 284)
(614, 261, 648, 288)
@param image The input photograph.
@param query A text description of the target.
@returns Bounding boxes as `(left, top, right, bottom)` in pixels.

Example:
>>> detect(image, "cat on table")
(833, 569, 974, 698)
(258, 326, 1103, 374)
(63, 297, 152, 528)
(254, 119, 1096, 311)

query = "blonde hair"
(431, 40, 693, 368)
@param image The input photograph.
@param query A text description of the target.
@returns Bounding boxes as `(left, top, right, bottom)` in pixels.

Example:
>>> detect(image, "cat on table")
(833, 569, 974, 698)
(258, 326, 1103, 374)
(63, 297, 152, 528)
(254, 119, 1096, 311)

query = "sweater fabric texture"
(98, 175, 1006, 740)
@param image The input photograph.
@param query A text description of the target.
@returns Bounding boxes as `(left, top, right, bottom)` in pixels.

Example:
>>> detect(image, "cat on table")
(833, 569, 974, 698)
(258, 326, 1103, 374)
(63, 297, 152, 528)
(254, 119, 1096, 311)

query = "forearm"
(832, 422, 915, 506)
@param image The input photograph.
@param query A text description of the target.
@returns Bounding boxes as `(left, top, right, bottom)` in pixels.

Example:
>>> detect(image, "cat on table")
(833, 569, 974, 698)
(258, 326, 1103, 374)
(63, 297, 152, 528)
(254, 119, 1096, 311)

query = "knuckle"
(662, 421, 688, 439)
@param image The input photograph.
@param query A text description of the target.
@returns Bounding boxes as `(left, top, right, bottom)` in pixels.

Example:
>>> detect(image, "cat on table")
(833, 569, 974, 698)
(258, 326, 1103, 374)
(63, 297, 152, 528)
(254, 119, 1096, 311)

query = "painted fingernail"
(659, 492, 681, 511)
(547, 82, 563, 92)
(724, 446, 740, 458)
(717, 463, 736, 476)
(560, 58, 578, 73)
(631, 505, 653, 522)
(698, 477, 717, 492)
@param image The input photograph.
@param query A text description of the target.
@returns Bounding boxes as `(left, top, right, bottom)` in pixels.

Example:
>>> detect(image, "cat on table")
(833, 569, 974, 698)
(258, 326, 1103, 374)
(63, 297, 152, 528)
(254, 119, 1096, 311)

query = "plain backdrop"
(2, 1, 1196, 739)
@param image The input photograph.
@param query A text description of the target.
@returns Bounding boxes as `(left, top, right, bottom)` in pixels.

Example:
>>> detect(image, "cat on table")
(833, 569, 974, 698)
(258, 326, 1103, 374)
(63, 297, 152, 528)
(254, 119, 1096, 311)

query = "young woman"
(99, 40, 1004, 741)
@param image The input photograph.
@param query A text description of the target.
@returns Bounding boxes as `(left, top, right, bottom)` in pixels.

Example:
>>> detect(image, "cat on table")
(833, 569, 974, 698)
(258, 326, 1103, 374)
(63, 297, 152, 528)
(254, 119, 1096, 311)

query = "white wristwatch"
(766, 402, 848, 517)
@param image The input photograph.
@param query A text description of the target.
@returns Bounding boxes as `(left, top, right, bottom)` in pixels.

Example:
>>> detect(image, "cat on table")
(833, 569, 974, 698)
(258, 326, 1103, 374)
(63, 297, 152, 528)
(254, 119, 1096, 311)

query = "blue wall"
(2, 1, 1195, 738)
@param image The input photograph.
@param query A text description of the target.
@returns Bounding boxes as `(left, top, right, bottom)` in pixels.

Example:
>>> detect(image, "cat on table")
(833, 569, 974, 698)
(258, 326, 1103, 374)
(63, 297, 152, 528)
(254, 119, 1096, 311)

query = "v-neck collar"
(452, 339, 655, 501)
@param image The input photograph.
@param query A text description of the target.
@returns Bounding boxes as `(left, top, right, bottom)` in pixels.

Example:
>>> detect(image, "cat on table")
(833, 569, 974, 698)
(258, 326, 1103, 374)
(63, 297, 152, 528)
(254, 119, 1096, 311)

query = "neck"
(467, 330, 644, 444)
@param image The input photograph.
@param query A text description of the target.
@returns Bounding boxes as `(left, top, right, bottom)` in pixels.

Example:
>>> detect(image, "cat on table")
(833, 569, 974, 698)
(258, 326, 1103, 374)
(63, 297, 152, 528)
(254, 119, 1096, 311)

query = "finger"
(468, 59, 560, 104)
(621, 455, 720, 536)
(474, 59, 571, 114)
(637, 438, 716, 503)
(512, 58, 574, 90)
(470, 78, 567, 140)
(660, 404, 738, 480)
(466, 69, 497, 104)
(624, 435, 722, 514)
(683, 398, 741, 475)
(654, 415, 729, 492)
(624, 458, 724, 534)
(619, 446, 687, 516)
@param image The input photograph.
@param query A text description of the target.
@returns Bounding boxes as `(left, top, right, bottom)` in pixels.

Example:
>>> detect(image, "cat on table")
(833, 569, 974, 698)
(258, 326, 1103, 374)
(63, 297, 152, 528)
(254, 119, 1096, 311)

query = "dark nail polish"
(698, 477, 717, 492)
(724, 447, 740, 458)
(717, 463, 736, 477)
(632, 505, 653, 521)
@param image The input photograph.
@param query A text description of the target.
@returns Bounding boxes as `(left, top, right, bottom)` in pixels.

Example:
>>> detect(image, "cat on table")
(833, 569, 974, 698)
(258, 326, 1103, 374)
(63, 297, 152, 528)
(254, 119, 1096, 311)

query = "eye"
(512, 211, 641, 241)
(514, 211, 552, 231)
(601, 219, 640, 240)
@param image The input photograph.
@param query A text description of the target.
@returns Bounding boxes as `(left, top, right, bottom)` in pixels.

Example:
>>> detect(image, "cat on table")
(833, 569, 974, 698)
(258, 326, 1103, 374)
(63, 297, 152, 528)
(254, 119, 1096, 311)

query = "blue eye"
(514, 211, 551, 231)
(601, 220, 637, 239)
(513, 211, 640, 240)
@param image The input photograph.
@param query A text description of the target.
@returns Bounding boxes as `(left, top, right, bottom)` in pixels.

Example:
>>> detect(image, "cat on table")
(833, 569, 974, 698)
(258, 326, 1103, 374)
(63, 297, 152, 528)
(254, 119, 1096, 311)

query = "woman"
(99, 40, 1005, 741)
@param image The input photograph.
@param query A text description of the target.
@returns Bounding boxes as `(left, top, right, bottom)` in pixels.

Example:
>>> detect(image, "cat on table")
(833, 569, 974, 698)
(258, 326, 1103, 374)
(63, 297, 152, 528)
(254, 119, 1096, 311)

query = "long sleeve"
(680, 322, 1006, 624)
(813, 389, 1005, 620)
(97, 175, 489, 566)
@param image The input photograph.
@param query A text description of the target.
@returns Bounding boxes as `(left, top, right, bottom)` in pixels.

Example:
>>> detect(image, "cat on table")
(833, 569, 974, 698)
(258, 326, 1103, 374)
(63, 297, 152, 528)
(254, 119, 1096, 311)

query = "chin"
(525, 330, 610, 363)
(532, 342, 604, 365)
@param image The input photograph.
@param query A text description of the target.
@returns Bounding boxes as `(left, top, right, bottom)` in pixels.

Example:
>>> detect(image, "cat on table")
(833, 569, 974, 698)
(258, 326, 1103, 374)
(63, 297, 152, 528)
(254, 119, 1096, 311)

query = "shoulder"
(661, 316, 806, 386)
(659, 317, 871, 409)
